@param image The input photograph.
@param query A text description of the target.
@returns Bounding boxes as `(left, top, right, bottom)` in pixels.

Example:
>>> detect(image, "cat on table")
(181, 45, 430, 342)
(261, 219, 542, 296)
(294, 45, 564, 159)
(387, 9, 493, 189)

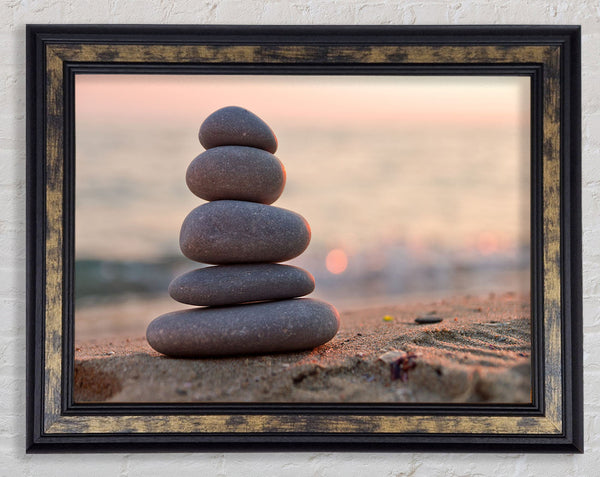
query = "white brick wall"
(1, 1, 597, 475)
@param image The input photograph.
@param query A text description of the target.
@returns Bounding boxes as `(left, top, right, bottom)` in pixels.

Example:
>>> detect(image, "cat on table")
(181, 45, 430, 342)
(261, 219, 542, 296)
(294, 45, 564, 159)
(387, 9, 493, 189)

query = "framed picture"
(26, 25, 582, 452)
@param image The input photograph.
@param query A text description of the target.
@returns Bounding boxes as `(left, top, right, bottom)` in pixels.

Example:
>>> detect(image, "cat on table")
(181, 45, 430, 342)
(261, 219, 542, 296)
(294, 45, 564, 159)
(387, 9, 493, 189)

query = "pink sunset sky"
(74, 73, 530, 269)
(75, 74, 529, 129)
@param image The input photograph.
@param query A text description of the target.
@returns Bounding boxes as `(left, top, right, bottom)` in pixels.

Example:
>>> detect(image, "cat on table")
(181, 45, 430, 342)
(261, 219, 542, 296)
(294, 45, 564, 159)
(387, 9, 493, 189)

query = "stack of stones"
(146, 106, 340, 358)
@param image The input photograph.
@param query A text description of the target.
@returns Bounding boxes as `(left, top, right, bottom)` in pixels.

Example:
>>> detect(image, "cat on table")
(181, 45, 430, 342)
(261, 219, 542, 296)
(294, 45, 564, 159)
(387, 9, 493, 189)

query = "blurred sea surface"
(76, 120, 530, 311)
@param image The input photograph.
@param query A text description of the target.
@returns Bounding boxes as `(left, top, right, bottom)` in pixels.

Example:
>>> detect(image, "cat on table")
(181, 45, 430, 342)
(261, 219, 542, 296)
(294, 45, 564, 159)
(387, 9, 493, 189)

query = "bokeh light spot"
(326, 249, 348, 274)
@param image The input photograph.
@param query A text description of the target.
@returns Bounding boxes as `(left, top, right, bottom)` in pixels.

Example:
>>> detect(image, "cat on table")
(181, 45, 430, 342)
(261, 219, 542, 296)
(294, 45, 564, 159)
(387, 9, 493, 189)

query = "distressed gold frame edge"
(44, 43, 560, 435)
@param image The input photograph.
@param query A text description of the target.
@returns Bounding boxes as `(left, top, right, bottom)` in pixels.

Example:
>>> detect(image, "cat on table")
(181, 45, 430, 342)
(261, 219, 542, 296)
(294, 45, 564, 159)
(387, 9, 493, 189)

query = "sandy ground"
(74, 292, 531, 403)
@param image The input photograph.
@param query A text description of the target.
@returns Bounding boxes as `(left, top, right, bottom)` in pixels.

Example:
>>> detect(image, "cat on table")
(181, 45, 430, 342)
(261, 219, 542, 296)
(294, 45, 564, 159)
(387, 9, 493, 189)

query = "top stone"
(199, 106, 278, 153)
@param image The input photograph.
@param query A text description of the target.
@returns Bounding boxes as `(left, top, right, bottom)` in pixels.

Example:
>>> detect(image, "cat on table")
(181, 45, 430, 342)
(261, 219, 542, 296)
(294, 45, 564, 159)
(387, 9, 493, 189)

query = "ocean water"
(75, 118, 530, 310)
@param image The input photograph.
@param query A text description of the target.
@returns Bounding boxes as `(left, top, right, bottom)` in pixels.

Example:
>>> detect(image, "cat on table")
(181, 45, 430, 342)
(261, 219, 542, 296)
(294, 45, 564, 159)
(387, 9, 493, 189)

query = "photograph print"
(73, 73, 532, 404)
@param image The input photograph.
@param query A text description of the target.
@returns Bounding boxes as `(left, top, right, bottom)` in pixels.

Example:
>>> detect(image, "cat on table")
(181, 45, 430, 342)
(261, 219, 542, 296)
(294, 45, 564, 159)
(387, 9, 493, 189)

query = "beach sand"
(74, 292, 531, 403)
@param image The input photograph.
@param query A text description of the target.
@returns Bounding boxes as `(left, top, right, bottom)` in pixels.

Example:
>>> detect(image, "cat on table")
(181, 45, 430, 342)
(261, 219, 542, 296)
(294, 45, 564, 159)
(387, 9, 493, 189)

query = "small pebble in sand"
(415, 316, 443, 324)
(377, 350, 404, 364)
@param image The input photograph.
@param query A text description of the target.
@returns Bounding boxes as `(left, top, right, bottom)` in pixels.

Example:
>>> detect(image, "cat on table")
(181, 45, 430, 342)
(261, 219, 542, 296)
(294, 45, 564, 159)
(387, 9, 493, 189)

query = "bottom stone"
(146, 298, 340, 358)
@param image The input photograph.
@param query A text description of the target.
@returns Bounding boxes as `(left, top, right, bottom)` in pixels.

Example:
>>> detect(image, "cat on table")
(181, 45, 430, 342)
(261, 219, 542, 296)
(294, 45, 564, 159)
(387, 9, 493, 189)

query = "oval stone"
(199, 106, 278, 153)
(415, 316, 443, 324)
(146, 298, 340, 357)
(186, 146, 286, 205)
(180, 200, 311, 264)
(169, 264, 315, 306)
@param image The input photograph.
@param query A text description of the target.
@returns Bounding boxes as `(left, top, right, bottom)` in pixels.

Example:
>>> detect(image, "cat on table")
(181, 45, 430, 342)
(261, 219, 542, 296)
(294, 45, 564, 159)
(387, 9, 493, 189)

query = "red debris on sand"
(390, 352, 418, 382)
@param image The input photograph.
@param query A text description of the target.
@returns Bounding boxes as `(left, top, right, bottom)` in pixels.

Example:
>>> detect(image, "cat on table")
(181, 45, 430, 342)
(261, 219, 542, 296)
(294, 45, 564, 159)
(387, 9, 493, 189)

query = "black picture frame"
(26, 24, 582, 453)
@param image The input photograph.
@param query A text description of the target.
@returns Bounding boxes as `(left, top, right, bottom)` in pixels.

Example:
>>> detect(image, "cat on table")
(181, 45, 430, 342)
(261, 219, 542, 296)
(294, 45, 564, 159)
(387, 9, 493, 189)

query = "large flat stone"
(169, 263, 315, 306)
(179, 200, 311, 264)
(198, 106, 278, 153)
(146, 298, 340, 357)
(186, 146, 285, 204)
